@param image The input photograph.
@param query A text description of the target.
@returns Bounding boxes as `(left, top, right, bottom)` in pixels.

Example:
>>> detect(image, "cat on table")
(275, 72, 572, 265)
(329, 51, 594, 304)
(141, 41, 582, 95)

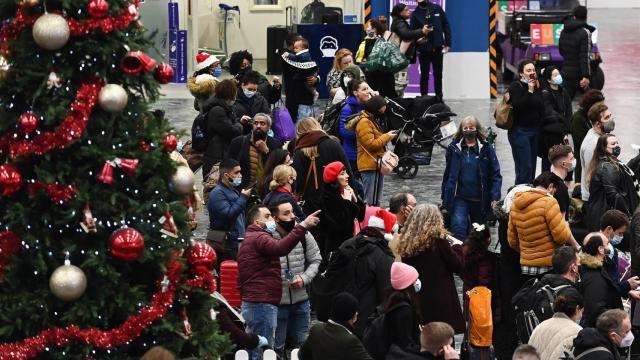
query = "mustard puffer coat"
(508, 189, 571, 267)
(346, 112, 392, 172)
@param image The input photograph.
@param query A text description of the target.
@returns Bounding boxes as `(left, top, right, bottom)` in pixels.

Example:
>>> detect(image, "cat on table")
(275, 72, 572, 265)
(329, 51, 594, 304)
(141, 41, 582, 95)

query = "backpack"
(512, 278, 571, 343)
(318, 100, 356, 139)
(493, 93, 513, 130)
(191, 112, 209, 151)
(563, 346, 612, 360)
(362, 303, 411, 360)
(466, 286, 493, 347)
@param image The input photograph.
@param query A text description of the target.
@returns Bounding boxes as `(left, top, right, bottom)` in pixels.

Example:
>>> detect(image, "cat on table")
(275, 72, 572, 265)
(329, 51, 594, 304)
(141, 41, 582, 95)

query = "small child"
(286, 38, 313, 63)
(282, 38, 318, 98)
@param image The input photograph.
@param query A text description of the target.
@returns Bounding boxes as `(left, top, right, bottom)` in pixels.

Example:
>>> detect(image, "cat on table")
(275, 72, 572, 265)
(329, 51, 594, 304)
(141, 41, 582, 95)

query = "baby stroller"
(384, 96, 457, 179)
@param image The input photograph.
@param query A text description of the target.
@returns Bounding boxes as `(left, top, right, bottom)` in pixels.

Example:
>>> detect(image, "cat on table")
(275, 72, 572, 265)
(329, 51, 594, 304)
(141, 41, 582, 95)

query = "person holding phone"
(508, 60, 545, 185)
(345, 95, 398, 206)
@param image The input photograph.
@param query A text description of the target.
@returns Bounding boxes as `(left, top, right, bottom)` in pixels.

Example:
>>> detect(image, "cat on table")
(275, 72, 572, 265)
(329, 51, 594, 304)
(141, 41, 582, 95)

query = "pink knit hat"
(390, 262, 419, 291)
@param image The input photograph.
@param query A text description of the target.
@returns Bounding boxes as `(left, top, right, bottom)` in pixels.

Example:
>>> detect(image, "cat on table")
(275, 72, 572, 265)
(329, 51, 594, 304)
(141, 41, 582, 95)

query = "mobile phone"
(246, 182, 257, 189)
(529, 73, 536, 80)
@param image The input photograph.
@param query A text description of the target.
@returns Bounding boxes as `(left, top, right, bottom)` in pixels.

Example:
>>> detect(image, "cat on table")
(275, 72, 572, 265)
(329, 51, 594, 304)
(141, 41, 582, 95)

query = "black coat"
(316, 189, 365, 260)
(586, 159, 640, 231)
(227, 134, 283, 192)
(201, 96, 243, 166)
(631, 208, 640, 276)
(508, 80, 544, 129)
(540, 85, 572, 135)
(257, 73, 281, 105)
(410, 2, 452, 52)
(559, 19, 595, 81)
(232, 90, 271, 134)
(385, 299, 421, 351)
(390, 15, 425, 62)
(299, 322, 373, 360)
(573, 328, 620, 360)
(386, 345, 436, 360)
(579, 253, 624, 328)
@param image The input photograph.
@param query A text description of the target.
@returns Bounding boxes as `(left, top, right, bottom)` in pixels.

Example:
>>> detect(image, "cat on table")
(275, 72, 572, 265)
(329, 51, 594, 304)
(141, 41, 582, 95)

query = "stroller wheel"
(395, 156, 418, 179)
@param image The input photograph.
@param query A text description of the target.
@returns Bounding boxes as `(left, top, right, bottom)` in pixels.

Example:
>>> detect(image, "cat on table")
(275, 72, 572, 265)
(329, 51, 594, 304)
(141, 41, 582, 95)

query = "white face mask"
(413, 279, 422, 293)
(343, 76, 353, 87)
(620, 330, 635, 348)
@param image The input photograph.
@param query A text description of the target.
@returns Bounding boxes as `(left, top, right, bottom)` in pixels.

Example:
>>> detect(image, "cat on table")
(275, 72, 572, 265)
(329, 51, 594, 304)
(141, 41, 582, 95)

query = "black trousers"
(418, 48, 444, 98)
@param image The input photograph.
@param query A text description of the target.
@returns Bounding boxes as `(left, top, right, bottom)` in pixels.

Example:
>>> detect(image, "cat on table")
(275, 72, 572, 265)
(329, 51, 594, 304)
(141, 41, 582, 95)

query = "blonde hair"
(295, 117, 324, 159)
(333, 48, 353, 71)
(391, 203, 447, 258)
(270, 164, 297, 190)
(454, 115, 487, 141)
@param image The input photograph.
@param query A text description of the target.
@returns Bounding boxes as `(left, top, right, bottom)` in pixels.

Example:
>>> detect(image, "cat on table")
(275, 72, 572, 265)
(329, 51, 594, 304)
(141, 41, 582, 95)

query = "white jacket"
(528, 312, 582, 360)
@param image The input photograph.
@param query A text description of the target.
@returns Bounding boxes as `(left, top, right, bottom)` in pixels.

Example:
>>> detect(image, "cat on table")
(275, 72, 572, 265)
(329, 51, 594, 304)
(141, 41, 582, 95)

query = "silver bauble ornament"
(99, 84, 128, 113)
(170, 165, 195, 195)
(49, 259, 87, 301)
(33, 13, 70, 51)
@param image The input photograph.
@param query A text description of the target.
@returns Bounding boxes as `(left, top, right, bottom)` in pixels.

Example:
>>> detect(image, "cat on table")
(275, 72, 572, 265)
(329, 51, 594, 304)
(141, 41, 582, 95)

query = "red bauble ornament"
(19, 112, 38, 134)
(120, 51, 157, 75)
(109, 228, 145, 262)
(139, 140, 151, 152)
(0, 164, 22, 196)
(88, 0, 109, 19)
(187, 242, 217, 273)
(163, 134, 178, 152)
(154, 63, 174, 84)
(97, 162, 114, 185)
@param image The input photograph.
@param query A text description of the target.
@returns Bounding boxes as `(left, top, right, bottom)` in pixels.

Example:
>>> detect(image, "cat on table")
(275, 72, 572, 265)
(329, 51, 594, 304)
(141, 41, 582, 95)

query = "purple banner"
(389, 0, 444, 95)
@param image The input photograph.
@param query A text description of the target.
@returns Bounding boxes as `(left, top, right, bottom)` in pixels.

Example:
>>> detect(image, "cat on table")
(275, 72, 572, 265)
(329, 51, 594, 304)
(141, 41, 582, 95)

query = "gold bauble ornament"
(98, 84, 128, 112)
(32, 13, 70, 51)
(170, 165, 195, 195)
(0, 55, 9, 81)
(19, 0, 40, 8)
(49, 258, 87, 301)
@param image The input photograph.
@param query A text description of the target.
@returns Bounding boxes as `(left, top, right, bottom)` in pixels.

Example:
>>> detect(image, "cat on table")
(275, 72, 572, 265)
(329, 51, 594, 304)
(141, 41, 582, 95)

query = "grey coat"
(274, 229, 322, 305)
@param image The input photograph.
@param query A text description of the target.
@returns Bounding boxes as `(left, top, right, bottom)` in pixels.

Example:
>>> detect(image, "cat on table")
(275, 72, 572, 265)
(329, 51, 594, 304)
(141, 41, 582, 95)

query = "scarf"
(295, 130, 329, 150)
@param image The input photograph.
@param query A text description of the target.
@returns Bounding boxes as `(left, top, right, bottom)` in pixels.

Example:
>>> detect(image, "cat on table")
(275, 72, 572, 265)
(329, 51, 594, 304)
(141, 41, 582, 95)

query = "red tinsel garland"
(0, 231, 21, 281)
(0, 78, 103, 160)
(0, 1, 140, 43)
(0, 258, 182, 359)
(28, 181, 77, 203)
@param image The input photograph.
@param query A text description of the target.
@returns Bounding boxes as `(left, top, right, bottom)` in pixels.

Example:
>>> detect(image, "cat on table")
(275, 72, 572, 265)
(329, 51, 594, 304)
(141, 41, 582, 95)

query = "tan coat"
(528, 312, 582, 360)
(508, 189, 571, 267)
(346, 113, 392, 172)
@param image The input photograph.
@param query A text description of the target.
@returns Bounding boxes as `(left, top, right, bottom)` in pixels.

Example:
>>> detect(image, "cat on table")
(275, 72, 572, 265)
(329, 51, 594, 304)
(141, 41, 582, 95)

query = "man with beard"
(228, 113, 283, 197)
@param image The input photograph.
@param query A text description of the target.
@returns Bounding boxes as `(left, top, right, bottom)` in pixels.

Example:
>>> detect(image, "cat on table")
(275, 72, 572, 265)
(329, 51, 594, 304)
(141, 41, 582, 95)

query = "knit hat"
(342, 65, 362, 80)
(195, 73, 217, 85)
(196, 52, 219, 71)
(323, 161, 345, 184)
(330, 292, 359, 322)
(366, 208, 398, 241)
(390, 262, 419, 291)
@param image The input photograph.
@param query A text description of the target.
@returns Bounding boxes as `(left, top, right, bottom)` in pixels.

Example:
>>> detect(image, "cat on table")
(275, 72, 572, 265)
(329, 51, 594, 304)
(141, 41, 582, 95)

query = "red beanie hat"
(390, 262, 419, 291)
(323, 161, 345, 184)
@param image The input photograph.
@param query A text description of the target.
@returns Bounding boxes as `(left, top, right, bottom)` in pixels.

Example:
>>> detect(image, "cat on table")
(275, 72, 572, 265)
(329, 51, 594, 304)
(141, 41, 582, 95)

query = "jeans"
(297, 104, 313, 122)
(242, 301, 279, 360)
(451, 197, 485, 240)
(419, 48, 444, 98)
(361, 170, 384, 206)
(508, 127, 539, 185)
(275, 300, 311, 359)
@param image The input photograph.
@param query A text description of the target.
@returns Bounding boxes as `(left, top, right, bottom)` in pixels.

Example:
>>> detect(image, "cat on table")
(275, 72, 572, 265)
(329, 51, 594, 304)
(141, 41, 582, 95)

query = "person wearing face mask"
(189, 53, 221, 112)
(441, 116, 502, 240)
(571, 90, 605, 183)
(580, 102, 614, 202)
(228, 113, 283, 197)
(549, 145, 577, 224)
(263, 164, 306, 220)
(208, 159, 253, 262)
(232, 71, 271, 134)
(331, 65, 363, 104)
(539, 66, 573, 173)
(237, 205, 320, 360)
(228, 50, 281, 105)
(508, 172, 575, 280)
(573, 309, 633, 360)
(585, 134, 640, 232)
(355, 18, 397, 98)
(528, 288, 584, 360)
(200, 79, 244, 184)
(346, 95, 399, 206)
(268, 200, 321, 359)
(579, 234, 625, 328)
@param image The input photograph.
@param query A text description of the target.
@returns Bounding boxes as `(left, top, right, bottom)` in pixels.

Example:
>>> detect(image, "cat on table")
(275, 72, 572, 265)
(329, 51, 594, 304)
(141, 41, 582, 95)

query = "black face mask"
(418, 1, 428, 8)
(463, 130, 477, 141)
(279, 219, 296, 232)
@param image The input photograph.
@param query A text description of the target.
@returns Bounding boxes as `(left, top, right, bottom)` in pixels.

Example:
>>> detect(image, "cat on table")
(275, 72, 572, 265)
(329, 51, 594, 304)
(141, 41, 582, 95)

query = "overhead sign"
(498, 1, 541, 12)
(530, 23, 563, 45)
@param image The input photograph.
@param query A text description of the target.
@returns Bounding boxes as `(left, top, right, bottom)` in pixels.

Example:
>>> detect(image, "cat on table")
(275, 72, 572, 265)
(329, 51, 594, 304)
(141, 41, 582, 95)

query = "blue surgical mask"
(575, 319, 581, 325)
(243, 89, 256, 98)
(265, 220, 277, 233)
(607, 243, 615, 259)
(413, 278, 422, 293)
(267, 129, 274, 138)
(553, 75, 563, 86)
(231, 177, 242, 187)
(213, 67, 222, 78)
(611, 234, 624, 246)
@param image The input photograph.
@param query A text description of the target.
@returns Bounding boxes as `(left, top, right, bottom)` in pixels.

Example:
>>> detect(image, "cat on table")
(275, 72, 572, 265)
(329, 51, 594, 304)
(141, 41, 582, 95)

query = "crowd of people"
(168, 2, 640, 360)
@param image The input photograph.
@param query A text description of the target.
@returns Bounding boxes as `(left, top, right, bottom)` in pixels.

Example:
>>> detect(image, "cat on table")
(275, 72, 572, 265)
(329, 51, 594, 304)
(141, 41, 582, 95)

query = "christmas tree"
(0, 0, 231, 358)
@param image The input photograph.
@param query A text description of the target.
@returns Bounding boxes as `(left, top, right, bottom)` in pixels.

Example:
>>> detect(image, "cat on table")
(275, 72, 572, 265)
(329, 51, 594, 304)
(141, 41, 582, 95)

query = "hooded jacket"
(508, 189, 571, 267)
(339, 96, 365, 162)
(346, 111, 393, 172)
(572, 328, 620, 360)
(232, 89, 270, 134)
(528, 312, 582, 360)
(188, 75, 217, 111)
(200, 96, 243, 164)
(559, 19, 596, 80)
(579, 253, 624, 328)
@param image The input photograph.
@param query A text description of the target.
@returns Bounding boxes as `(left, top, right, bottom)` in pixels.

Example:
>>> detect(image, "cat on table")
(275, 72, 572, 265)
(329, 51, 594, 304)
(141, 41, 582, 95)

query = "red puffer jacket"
(237, 224, 307, 304)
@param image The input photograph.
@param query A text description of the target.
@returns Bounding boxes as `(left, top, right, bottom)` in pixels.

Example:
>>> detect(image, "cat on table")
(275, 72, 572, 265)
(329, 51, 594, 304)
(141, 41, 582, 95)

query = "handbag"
(366, 37, 409, 73)
(494, 94, 513, 130)
(207, 229, 228, 253)
(179, 140, 204, 172)
(361, 144, 399, 176)
(272, 101, 295, 142)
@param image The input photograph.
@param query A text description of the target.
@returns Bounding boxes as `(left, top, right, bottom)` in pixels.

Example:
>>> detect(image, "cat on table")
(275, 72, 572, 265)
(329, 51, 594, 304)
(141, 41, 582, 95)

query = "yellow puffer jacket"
(346, 112, 392, 172)
(508, 188, 571, 267)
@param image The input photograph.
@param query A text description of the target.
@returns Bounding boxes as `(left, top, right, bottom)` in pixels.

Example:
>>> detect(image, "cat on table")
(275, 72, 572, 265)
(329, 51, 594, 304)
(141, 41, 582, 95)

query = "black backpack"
(512, 278, 571, 343)
(191, 112, 209, 151)
(318, 100, 356, 139)
(362, 303, 411, 360)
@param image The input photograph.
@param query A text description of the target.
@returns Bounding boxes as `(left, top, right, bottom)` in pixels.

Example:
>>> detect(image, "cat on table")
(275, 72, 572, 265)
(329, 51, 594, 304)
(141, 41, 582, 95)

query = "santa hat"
(195, 73, 217, 85)
(390, 262, 419, 291)
(366, 208, 397, 241)
(323, 161, 345, 184)
(195, 52, 219, 71)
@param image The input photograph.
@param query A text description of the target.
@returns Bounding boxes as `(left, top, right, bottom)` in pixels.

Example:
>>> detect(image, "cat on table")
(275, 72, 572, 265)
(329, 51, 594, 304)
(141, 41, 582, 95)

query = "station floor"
(154, 8, 640, 241)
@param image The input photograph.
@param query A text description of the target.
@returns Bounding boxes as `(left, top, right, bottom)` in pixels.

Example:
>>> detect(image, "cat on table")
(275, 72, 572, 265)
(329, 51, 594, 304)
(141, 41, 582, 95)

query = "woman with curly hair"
(228, 50, 281, 104)
(390, 203, 465, 333)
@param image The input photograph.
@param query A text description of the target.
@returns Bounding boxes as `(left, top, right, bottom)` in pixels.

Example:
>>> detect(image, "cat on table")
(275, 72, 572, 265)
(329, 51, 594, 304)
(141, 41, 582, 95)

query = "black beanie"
(330, 292, 358, 322)
(364, 95, 387, 115)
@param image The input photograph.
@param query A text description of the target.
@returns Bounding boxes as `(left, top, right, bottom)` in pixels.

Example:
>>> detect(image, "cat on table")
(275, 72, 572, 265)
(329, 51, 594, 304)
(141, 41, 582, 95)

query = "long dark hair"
(464, 223, 491, 256)
(260, 149, 291, 194)
(385, 287, 423, 324)
(586, 134, 616, 183)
